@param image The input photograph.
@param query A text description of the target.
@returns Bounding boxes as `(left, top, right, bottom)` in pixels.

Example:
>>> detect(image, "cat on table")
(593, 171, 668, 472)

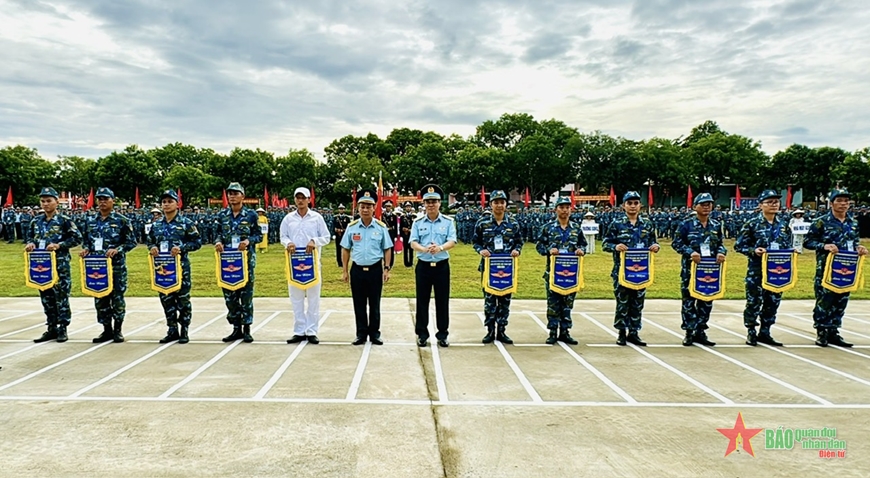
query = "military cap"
(95, 187, 115, 199)
(829, 188, 850, 201)
(159, 189, 178, 202)
(622, 191, 641, 203)
(358, 188, 377, 204)
(490, 190, 508, 201)
(227, 182, 245, 194)
(403, 201, 412, 207)
(150, 208, 161, 214)
(338, 204, 346, 209)
(693, 192, 714, 206)
(421, 184, 443, 201)
(39, 187, 59, 198)
(294, 186, 311, 198)
(757, 189, 781, 202)
(555, 196, 571, 206)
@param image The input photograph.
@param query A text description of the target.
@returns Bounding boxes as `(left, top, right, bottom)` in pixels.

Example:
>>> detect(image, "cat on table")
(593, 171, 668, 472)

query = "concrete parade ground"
(1, 297, 869, 477)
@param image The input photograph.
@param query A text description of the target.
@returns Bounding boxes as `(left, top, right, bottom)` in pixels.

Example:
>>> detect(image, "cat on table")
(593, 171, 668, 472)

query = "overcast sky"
(2, 0, 869, 160)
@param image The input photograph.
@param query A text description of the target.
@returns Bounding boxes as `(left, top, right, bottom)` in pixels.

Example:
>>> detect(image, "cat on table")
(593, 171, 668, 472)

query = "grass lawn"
(4, 240, 868, 300)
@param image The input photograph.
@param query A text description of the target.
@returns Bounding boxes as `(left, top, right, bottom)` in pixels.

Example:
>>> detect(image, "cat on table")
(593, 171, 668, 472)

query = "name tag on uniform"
(94, 237, 104, 251)
(494, 235, 504, 251)
(352, 234, 361, 241)
(847, 243, 855, 252)
(231, 235, 240, 249)
(39, 240, 46, 250)
(160, 241, 170, 253)
(700, 243, 711, 256)
(769, 242, 780, 251)
(634, 242, 644, 250)
(145, 224, 152, 234)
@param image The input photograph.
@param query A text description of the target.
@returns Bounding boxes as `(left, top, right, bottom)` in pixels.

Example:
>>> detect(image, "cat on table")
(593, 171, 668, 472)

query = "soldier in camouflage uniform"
(602, 191, 660, 347)
(734, 189, 793, 346)
(215, 182, 262, 343)
(804, 188, 868, 347)
(333, 204, 351, 267)
(147, 190, 202, 344)
(473, 190, 523, 344)
(26, 187, 82, 343)
(400, 201, 416, 267)
(80, 187, 138, 343)
(536, 196, 587, 345)
(672, 193, 727, 347)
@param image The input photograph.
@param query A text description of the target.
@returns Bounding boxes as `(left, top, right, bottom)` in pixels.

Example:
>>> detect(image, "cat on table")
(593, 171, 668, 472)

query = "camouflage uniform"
(672, 215, 727, 333)
(147, 214, 202, 331)
(602, 214, 658, 333)
(81, 211, 138, 326)
(472, 211, 523, 331)
(215, 207, 262, 327)
(536, 219, 588, 332)
(27, 211, 82, 329)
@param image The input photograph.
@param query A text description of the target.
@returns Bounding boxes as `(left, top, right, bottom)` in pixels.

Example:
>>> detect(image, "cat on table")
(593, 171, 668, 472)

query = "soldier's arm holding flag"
(180, 218, 202, 255)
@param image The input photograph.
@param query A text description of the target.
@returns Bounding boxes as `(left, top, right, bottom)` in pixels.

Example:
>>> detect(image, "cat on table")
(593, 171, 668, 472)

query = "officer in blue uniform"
(341, 189, 393, 345)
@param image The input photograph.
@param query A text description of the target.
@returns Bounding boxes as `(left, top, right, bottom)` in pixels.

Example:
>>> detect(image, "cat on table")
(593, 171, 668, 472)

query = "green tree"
(833, 148, 870, 202)
(272, 149, 318, 203)
(56, 156, 98, 196)
(0, 146, 58, 205)
(95, 145, 161, 203)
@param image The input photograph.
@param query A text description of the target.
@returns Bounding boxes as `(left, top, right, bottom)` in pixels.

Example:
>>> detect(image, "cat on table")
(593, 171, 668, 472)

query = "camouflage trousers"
(612, 277, 645, 331)
(680, 271, 712, 331)
(483, 291, 512, 328)
(743, 268, 782, 332)
(812, 276, 849, 330)
(223, 267, 255, 326)
(95, 265, 128, 325)
(159, 263, 193, 328)
(545, 279, 575, 330)
(39, 261, 72, 326)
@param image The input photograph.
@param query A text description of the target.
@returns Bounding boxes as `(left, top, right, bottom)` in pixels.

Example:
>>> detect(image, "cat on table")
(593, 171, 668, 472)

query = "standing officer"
(80, 187, 138, 343)
(26, 187, 82, 343)
(672, 193, 727, 347)
(473, 190, 523, 344)
(734, 189, 793, 346)
(536, 196, 587, 345)
(602, 191, 660, 346)
(804, 188, 868, 347)
(410, 184, 457, 347)
(341, 189, 393, 345)
(400, 201, 416, 267)
(215, 182, 262, 343)
(148, 190, 202, 344)
(333, 204, 351, 267)
(381, 200, 399, 269)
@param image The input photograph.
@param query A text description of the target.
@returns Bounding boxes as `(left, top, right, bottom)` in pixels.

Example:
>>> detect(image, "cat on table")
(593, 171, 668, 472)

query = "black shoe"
(693, 331, 715, 347)
(56, 325, 68, 343)
(370, 336, 383, 345)
(815, 328, 828, 347)
(682, 330, 694, 346)
(417, 336, 428, 347)
(558, 330, 578, 345)
(93, 324, 114, 343)
(113, 321, 125, 343)
(352, 336, 366, 345)
(34, 326, 58, 343)
(224, 327, 244, 343)
(437, 338, 449, 348)
(286, 334, 306, 344)
(546, 329, 558, 345)
(159, 328, 180, 344)
(746, 328, 757, 346)
(243, 325, 254, 343)
(757, 333, 783, 346)
(828, 330, 853, 348)
(616, 329, 627, 346)
(306, 335, 319, 344)
(482, 328, 496, 344)
(178, 326, 189, 344)
(626, 331, 646, 346)
(496, 326, 513, 344)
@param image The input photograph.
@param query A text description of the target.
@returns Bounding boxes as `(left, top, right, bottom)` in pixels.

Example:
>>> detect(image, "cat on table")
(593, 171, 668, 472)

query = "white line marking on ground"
(0, 323, 49, 339)
(643, 318, 832, 405)
(844, 315, 870, 326)
(158, 311, 281, 399)
(430, 341, 448, 403)
(782, 313, 870, 340)
(345, 342, 372, 401)
(0, 319, 162, 392)
(580, 313, 733, 404)
(67, 312, 228, 398)
(0, 311, 39, 323)
(733, 313, 870, 360)
(476, 312, 541, 402)
(524, 311, 636, 404)
(0, 322, 101, 361)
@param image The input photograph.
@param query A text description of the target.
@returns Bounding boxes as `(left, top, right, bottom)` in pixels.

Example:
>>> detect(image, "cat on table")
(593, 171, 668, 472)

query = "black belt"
(418, 259, 448, 268)
(352, 260, 382, 272)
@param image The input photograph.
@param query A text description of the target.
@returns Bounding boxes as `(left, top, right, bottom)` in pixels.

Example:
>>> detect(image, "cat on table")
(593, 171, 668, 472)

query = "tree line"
(2, 116, 868, 207)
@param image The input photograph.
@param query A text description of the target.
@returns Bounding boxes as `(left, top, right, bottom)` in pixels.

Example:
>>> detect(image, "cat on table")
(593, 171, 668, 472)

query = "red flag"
(375, 173, 384, 219)
(86, 188, 94, 211)
(609, 186, 615, 207)
(310, 186, 316, 208)
(264, 187, 270, 208)
(392, 188, 399, 207)
(69, 193, 75, 210)
(786, 186, 793, 209)
(648, 186, 654, 208)
(416, 190, 422, 201)
(687, 185, 693, 209)
(480, 186, 486, 208)
(222, 189, 228, 208)
(177, 189, 183, 209)
(524, 187, 530, 208)
(135, 187, 141, 209)
(570, 190, 576, 209)
(735, 184, 741, 210)
(352, 188, 357, 212)
(4, 186, 12, 207)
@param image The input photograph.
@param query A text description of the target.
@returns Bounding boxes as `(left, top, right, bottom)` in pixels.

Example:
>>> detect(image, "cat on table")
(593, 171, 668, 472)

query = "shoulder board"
(348, 219, 360, 226)
(375, 219, 386, 227)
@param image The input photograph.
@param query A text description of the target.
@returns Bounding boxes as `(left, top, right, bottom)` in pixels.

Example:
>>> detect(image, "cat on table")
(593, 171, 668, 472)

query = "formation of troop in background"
(15, 182, 870, 353)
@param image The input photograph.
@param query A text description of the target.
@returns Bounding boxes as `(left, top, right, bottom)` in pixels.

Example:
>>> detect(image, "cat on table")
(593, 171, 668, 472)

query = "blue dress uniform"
(28, 187, 82, 343)
(472, 190, 523, 344)
(536, 196, 587, 344)
(410, 184, 457, 347)
(602, 191, 659, 346)
(672, 193, 726, 346)
(341, 191, 393, 344)
(147, 190, 202, 344)
(81, 187, 138, 343)
(734, 189, 793, 346)
(804, 188, 864, 347)
(215, 182, 262, 342)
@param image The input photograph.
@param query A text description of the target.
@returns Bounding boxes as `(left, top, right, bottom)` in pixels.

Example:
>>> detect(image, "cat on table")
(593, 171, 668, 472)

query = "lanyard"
(768, 220, 781, 242)
(559, 224, 571, 245)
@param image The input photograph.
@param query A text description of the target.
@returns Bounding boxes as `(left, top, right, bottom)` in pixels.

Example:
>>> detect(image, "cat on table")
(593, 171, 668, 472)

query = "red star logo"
(717, 412, 763, 457)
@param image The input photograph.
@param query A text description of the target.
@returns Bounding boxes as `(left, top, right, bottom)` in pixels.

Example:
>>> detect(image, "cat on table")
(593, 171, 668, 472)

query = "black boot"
(113, 321, 125, 343)
(93, 322, 113, 343)
(179, 325, 189, 344)
(34, 325, 58, 343)
(757, 330, 783, 346)
(746, 328, 757, 346)
(242, 324, 254, 343)
(616, 329, 627, 346)
(496, 325, 513, 344)
(693, 330, 715, 346)
(223, 326, 243, 342)
(682, 329, 694, 346)
(815, 328, 828, 347)
(159, 327, 180, 344)
(482, 326, 496, 344)
(558, 329, 578, 345)
(545, 329, 558, 345)
(626, 330, 646, 346)
(56, 325, 68, 343)
(828, 329, 853, 348)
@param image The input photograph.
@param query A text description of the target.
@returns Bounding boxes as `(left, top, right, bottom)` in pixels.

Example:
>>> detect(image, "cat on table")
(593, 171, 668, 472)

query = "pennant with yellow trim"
(618, 249, 655, 290)
(689, 257, 726, 301)
(761, 250, 798, 293)
(285, 248, 320, 290)
(822, 251, 865, 293)
(548, 254, 584, 295)
(80, 255, 113, 298)
(150, 253, 182, 294)
(24, 250, 58, 291)
(215, 250, 249, 291)
(483, 254, 518, 296)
